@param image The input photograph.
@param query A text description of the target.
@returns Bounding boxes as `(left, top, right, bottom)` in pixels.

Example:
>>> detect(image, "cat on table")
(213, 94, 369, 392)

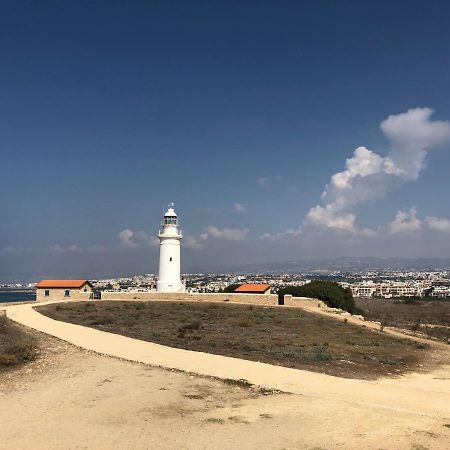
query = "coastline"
(0, 289, 35, 304)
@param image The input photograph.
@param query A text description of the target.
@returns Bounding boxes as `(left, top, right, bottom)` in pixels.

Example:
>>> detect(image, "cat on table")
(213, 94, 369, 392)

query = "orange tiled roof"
(36, 279, 92, 289)
(234, 283, 271, 293)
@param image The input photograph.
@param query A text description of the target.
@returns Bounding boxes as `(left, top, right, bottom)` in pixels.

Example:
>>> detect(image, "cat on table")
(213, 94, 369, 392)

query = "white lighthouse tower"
(156, 204, 184, 293)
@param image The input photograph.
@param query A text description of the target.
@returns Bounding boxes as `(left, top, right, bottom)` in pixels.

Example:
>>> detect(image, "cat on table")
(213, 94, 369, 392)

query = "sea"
(0, 288, 36, 303)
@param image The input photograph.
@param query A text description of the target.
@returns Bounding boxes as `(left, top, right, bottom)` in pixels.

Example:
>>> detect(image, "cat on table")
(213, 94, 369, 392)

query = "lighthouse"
(156, 204, 184, 293)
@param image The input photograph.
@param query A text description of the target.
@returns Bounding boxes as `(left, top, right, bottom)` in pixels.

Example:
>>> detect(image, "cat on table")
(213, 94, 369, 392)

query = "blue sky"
(2, 2, 450, 281)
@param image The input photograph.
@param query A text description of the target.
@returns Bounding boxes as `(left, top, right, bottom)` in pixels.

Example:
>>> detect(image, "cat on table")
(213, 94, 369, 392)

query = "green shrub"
(0, 316, 37, 367)
(177, 320, 203, 338)
(313, 345, 332, 361)
(220, 284, 241, 293)
(278, 280, 356, 313)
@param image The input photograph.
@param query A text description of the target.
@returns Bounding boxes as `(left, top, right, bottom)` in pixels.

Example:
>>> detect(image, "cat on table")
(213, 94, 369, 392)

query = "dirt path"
(288, 301, 449, 347)
(0, 329, 449, 450)
(2, 301, 450, 449)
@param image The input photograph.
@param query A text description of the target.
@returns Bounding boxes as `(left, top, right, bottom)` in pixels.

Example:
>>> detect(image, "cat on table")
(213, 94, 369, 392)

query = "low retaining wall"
(100, 291, 279, 306)
(283, 295, 327, 309)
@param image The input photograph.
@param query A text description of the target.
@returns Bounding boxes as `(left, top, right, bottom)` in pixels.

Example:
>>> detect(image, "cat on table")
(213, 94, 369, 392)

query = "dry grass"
(36, 301, 441, 380)
(355, 298, 450, 341)
(0, 316, 37, 369)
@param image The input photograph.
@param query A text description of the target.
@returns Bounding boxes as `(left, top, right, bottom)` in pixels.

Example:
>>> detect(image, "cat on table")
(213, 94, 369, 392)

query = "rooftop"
(36, 279, 92, 289)
(234, 283, 271, 293)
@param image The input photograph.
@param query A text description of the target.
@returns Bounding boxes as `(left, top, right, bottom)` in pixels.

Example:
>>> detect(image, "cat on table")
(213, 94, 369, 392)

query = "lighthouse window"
(170, 257, 172, 262)
(164, 216, 177, 225)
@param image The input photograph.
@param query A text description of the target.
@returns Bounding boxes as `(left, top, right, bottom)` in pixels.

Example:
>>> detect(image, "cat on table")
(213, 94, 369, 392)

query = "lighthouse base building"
(156, 205, 185, 293)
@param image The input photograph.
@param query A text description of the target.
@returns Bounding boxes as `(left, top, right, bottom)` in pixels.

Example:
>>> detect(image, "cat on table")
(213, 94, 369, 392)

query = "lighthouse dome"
(162, 205, 179, 227)
(164, 207, 177, 217)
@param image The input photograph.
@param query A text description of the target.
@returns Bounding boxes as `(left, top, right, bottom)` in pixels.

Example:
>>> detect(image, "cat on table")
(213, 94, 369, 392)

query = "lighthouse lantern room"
(156, 204, 184, 293)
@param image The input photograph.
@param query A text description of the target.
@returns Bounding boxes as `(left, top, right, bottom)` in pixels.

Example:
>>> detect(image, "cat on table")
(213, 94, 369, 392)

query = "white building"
(156, 204, 185, 293)
(430, 286, 450, 297)
(376, 282, 424, 298)
(349, 280, 429, 298)
(36, 279, 93, 302)
(350, 281, 377, 298)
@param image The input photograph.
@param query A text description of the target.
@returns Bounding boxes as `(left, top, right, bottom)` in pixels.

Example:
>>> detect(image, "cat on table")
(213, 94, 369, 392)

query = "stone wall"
(283, 295, 327, 309)
(36, 289, 93, 302)
(100, 291, 278, 306)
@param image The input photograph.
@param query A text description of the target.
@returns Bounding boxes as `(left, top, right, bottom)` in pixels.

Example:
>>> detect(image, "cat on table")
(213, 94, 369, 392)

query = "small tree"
(220, 284, 241, 293)
(277, 280, 356, 313)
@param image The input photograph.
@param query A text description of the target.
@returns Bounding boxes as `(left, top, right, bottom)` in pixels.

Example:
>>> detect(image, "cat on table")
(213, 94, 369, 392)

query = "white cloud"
(134, 230, 159, 247)
(49, 244, 65, 253)
(381, 107, 450, 180)
(260, 227, 302, 241)
(118, 229, 136, 247)
(86, 245, 108, 253)
(119, 225, 249, 249)
(201, 226, 249, 241)
(67, 244, 82, 252)
(257, 175, 284, 189)
(48, 244, 83, 253)
(388, 207, 422, 234)
(306, 205, 357, 233)
(1, 246, 33, 254)
(233, 202, 246, 213)
(329, 146, 384, 190)
(304, 108, 450, 235)
(426, 216, 450, 233)
(1, 246, 17, 254)
(2, 244, 83, 255)
(118, 229, 158, 248)
(257, 177, 270, 188)
(148, 236, 160, 247)
(183, 235, 203, 250)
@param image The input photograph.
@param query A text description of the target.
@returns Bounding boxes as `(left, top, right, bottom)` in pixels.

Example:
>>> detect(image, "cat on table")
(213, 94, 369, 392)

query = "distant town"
(3, 269, 450, 299)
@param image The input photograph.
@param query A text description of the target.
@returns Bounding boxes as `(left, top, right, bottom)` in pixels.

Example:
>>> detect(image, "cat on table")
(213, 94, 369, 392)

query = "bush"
(313, 345, 332, 361)
(0, 316, 37, 367)
(220, 284, 241, 293)
(278, 280, 356, 313)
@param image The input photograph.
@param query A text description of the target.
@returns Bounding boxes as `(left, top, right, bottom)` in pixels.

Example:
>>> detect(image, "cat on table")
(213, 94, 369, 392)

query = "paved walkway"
(5, 301, 450, 420)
